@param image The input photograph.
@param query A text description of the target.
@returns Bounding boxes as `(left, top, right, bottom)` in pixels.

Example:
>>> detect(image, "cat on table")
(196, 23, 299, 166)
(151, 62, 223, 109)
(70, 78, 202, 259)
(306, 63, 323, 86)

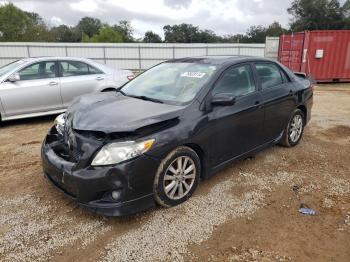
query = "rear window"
(59, 61, 102, 77)
(255, 63, 283, 89)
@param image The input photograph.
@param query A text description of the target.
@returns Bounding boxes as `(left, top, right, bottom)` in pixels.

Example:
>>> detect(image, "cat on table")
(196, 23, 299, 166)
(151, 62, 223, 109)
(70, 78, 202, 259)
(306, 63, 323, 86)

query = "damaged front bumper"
(41, 126, 160, 216)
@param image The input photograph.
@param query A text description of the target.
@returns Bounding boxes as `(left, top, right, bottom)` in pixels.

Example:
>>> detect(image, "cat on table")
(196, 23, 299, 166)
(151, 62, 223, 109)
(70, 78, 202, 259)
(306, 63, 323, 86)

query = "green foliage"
(82, 26, 123, 43)
(113, 20, 134, 42)
(143, 31, 162, 43)
(77, 17, 102, 38)
(288, 0, 350, 30)
(50, 25, 80, 42)
(163, 22, 287, 43)
(163, 23, 222, 43)
(0, 3, 52, 41)
(0, 1, 349, 44)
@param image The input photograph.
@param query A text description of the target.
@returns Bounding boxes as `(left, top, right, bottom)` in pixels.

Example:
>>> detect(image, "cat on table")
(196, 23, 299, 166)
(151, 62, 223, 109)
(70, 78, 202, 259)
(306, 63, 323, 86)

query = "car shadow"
(0, 114, 57, 127)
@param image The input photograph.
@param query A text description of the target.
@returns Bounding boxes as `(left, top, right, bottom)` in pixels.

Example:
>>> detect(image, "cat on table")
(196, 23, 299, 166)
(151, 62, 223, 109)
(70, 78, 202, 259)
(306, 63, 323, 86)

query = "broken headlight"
(91, 139, 155, 166)
(54, 113, 66, 135)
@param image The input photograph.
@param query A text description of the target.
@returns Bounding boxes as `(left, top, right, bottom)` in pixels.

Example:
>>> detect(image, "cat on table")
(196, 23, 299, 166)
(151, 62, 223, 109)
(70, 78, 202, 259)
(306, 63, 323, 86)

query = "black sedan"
(41, 56, 313, 216)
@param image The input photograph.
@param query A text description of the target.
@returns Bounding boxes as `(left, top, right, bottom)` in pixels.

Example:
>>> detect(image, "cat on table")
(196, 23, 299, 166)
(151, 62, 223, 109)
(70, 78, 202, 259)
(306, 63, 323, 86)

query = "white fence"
(0, 42, 267, 70)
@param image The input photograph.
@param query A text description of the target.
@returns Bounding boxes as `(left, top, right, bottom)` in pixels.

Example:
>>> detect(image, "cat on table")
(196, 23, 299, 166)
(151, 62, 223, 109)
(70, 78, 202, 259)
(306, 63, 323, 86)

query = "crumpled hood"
(67, 92, 185, 133)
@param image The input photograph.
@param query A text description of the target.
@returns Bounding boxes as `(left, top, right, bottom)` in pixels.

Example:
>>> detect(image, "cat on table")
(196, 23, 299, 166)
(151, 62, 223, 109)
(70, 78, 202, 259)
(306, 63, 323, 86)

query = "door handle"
(95, 76, 104, 81)
(49, 81, 58, 86)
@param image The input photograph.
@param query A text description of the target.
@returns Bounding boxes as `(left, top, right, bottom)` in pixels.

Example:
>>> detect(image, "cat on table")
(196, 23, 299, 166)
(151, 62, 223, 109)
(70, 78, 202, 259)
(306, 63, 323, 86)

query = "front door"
(0, 61, 62, 117)
(207, 63, 264, 167)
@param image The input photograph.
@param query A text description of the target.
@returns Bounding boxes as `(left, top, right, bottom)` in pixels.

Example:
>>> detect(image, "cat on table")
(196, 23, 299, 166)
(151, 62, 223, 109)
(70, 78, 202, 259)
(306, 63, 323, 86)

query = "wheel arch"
(101, 87, 117, 92)
(297, 104, 307, 123)
(183, 143, 207, 180)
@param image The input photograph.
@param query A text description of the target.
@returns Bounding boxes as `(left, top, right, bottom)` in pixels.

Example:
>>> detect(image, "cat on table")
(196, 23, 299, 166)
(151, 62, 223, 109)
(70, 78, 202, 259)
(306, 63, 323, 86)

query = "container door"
(301, 30, 350, 82)
(278, 32, 305, 72)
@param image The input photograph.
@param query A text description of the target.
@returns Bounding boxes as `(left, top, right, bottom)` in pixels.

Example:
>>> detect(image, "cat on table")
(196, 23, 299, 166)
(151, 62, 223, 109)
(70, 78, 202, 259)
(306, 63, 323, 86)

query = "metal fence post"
(65, 46, 68, 56)
(26, 45, 31, 57)
(138, 46, 142, 70)
(205, 45, 208, 56)
(238, 44, 241, 55)
(172, 46, 175, 59)
(103, 46, 106, 64)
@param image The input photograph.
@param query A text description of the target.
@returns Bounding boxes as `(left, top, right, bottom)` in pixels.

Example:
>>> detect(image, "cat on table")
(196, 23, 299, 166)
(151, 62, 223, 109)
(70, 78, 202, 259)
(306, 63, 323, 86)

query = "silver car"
(0, 57, 133, 121)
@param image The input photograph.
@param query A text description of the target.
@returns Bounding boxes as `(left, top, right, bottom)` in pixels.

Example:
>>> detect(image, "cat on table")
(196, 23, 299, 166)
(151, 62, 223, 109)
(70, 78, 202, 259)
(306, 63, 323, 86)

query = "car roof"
(166, 55, 276, 65)
(21, 56, 93, 62)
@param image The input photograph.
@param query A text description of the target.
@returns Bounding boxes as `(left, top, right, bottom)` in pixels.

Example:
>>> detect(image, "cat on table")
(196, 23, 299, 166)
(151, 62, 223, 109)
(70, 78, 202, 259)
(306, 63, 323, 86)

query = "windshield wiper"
(118, 90, 164, 104)
(127, 94, 164, 104)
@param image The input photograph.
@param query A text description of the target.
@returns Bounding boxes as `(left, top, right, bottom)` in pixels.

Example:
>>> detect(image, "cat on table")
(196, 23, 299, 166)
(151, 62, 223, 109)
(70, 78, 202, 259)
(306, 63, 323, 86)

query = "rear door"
(254, 62, 296, 142)
(58, 60, 106, 107)
(0, 60, 62, 117)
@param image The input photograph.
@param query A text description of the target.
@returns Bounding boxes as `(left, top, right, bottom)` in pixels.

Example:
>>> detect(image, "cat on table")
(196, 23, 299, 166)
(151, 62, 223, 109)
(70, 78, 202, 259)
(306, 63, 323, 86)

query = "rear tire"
(279, 109, 305, 147)
(153, 146, 201, 207)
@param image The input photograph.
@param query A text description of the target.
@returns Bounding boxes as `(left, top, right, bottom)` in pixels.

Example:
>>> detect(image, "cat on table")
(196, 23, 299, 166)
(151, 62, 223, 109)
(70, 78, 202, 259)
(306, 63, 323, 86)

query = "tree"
(50, 25, 80, 42)
(266, 22, 287, 36)
(143, 31, 162, 43)
(198, 30, 220, 43)
(82, 26, 123, 43)
(220, 34, 248, 43)
(342, 0, 350, 29)
(163, 23, 199, 43)
(0, 3, 52, 41)
(163, 23, 221, 43)
(245, 25, 268, 43)
(287, 0, 349, 31)
(77, 17, 102, 38)
(113, 20, 134, 42)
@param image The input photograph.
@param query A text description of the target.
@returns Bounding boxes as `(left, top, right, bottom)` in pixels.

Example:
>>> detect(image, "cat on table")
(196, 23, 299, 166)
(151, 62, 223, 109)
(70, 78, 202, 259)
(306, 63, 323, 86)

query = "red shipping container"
(278, 30, 350, 82)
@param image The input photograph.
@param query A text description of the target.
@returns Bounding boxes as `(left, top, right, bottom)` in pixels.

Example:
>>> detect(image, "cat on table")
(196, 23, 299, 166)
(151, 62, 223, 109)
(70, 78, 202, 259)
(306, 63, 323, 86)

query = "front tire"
(153, 146, 201, 207)
(279, 109, 305, 147)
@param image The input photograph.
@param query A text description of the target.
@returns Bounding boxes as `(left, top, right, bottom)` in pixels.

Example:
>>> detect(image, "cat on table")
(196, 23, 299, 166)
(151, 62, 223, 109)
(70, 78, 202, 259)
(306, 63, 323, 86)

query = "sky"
(0, 0, 294, 38)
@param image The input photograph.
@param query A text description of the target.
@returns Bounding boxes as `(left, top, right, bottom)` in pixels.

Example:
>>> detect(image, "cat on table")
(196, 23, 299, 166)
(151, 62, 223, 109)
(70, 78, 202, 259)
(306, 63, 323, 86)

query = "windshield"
(121, 62, 217, 104)
(0, 60, 25, 78)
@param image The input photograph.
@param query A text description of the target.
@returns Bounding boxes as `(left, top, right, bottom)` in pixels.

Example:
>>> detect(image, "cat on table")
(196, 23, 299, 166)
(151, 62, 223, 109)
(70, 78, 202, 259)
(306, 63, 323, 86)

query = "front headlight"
(54, 113, 66, 135)
(91, 139, 155, 166)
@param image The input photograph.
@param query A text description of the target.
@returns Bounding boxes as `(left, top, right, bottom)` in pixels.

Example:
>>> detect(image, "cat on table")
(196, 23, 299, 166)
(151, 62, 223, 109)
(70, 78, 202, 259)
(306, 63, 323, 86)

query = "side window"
(88, 65, 103, 74)
(212, 64, 256, 97)
(255, 63, 283, 89)
(18, 61, 56, 81)
(59, 61, 102, 77)
(280, 69, 290, 83)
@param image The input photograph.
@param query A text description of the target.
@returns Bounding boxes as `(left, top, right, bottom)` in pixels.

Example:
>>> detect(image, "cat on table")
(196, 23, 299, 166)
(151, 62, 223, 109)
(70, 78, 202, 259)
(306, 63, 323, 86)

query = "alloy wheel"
(289, 114, 303, 143)
(163, 156, 196, 200)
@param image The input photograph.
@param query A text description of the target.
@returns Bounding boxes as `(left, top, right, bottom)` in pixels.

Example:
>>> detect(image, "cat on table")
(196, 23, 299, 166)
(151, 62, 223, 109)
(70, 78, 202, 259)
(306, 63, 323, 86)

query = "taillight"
(310, 84, 316, 91)
(127, 75, 134, 80)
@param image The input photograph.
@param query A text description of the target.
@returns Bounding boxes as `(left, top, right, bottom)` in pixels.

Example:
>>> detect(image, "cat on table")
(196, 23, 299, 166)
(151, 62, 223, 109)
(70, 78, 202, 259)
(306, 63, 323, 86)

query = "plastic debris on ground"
(299, 203, 316, 216)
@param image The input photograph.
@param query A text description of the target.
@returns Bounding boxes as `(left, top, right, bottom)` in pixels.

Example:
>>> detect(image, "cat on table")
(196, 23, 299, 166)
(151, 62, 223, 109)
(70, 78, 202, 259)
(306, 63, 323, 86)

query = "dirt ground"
(0, 84, 349, 262)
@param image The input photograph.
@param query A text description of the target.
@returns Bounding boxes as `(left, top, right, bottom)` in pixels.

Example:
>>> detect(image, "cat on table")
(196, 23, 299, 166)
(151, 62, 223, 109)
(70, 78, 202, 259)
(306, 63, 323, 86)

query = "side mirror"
(294, 72, 306, 79)
(8, 73, 20, 82)
(211, 93, 236, 106)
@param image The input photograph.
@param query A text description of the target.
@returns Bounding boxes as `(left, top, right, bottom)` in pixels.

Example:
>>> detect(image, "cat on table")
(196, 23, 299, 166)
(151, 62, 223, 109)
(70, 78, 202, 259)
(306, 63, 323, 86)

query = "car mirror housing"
(8, 73, 20, 82)
(211, 93, 236, 106)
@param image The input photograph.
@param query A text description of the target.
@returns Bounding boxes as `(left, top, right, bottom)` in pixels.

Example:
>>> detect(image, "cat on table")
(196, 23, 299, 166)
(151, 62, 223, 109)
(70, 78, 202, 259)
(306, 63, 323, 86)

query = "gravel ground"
(0, 84, 349, 261)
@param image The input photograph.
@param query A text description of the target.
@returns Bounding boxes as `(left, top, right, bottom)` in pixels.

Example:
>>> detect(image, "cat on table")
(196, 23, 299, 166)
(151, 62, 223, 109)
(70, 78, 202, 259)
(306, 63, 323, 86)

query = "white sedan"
(0, 57, 133, 121)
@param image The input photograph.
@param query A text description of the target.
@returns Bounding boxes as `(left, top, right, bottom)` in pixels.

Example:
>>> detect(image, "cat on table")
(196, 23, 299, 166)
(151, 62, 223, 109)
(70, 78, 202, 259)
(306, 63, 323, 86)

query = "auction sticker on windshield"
(181, 72, 206, 78)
